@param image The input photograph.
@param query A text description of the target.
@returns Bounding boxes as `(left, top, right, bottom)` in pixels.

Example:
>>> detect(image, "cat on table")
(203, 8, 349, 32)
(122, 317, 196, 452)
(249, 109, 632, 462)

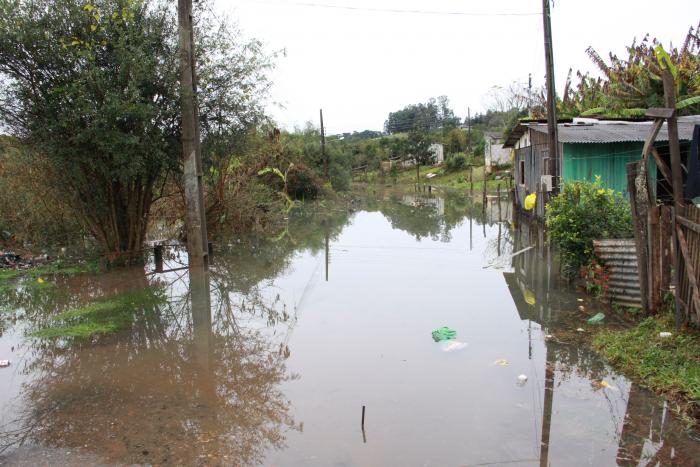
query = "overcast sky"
(215, 0, 698, 134)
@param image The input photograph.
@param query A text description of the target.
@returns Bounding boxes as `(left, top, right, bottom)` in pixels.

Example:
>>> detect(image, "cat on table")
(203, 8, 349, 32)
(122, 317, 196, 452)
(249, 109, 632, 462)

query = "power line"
(235, 0, 540, 17)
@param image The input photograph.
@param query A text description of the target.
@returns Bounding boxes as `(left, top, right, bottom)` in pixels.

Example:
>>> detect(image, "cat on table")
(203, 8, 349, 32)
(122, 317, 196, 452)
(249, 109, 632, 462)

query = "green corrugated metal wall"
(563, 142, 657, 195)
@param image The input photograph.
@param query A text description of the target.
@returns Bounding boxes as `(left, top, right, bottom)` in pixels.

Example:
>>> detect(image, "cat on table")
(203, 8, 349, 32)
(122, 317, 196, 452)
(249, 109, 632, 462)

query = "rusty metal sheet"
(594, 239, 642, 307)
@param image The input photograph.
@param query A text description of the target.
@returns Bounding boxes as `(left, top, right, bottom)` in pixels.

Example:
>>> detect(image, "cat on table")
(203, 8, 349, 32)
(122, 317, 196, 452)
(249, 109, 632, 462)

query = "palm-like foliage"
(560, 24, 700, 117)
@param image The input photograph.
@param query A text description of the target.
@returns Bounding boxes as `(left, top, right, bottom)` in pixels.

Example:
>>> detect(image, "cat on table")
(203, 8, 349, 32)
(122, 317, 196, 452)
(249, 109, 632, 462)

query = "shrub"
(286, 163, 323, 200)
(0, 138, 84, 248)
(545, 177, 633, 276)
(445, 153, 468, 172)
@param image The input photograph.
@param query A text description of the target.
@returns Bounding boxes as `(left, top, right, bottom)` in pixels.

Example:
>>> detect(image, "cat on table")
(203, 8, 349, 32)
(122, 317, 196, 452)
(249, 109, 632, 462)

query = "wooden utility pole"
(467, 107, 472, 154)
(663, 71, 683, 209)
(542, 0, 559, 186)
(320, 109, 328, 180)
(528, 73, 533, 118)
(178, 0, 208, 269)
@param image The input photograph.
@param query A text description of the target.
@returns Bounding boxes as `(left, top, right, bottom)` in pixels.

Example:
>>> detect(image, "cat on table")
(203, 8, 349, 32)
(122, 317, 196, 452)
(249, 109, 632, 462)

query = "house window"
(519, 160, 525, 185)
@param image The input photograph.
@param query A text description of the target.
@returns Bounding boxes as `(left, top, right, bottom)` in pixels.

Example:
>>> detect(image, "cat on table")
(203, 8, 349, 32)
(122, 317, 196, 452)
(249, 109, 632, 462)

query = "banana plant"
(257, 164, 301, 213)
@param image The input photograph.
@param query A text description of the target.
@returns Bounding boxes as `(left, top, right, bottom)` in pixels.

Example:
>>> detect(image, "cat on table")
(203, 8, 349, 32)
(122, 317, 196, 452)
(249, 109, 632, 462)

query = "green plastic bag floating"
(432, 327, 457, 342)
(524, 192, 537, 211)
(586, 313, 605, 324)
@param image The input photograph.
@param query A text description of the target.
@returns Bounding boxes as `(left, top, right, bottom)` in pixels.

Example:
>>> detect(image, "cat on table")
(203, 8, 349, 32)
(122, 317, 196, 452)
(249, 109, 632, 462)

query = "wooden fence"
(675, 205, 700, 326)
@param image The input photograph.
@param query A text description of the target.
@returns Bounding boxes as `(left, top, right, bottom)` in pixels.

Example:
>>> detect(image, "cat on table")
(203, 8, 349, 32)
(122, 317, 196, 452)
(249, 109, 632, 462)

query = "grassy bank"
(360, 165, 512, 191)
(592, 313, 700, 425)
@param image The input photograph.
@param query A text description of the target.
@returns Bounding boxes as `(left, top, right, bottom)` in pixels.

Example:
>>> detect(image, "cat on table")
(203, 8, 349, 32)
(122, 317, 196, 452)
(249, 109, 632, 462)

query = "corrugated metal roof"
(529, 120, 697, 144)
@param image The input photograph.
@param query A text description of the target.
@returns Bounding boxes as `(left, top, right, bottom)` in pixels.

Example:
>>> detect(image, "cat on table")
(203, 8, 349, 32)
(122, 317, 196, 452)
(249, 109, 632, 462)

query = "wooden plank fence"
(676, 205, 700, 325)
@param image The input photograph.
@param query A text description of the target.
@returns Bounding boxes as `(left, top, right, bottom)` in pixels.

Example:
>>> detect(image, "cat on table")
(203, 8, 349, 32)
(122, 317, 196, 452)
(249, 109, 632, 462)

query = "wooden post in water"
(154, 245, 164, 273)
(482, 168, 487, 217)
(470, 167, 474, 195)
(497, 183, 502, 222)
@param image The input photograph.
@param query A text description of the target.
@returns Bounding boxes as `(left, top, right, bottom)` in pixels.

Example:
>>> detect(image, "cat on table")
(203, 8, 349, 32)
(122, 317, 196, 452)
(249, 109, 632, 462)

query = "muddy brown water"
(0, 190, 699, 466)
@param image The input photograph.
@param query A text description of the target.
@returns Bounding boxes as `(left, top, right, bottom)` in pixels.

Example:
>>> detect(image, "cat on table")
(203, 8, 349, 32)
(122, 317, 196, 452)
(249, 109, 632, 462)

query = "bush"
(286, 163, 323, 200)
(445, 153, 468, 172)
(0, 138, 84, 248)
(545, 177, 633, 276)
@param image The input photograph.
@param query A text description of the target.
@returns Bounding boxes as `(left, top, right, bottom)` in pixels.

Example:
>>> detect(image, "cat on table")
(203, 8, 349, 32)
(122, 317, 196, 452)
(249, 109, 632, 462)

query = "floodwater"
(0, 189, 699, 466)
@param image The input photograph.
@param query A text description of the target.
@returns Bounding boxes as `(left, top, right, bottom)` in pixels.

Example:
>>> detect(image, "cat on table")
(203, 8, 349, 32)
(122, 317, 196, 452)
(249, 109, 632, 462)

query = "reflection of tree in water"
(362, 190, 486, 242)
(214, 206, 353, 295)
(0, 262, 302, 465)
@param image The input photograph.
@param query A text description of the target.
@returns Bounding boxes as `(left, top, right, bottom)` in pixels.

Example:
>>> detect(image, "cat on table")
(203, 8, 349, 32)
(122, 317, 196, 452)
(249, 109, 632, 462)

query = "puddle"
(0, 189, 698, 466)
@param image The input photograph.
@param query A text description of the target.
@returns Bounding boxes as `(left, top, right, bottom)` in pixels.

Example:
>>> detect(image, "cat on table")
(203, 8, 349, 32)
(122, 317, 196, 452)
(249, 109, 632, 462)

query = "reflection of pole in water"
(497, 222, 502, 257)
(323, 220, 330, 282)
(615, 383, 676, 466)
(540, 344, 554, 467)
(469, 216, 473, 251)
(190, 267, 214, 388)
(528, 320, 532, 360)
(498, 184, 502, 222)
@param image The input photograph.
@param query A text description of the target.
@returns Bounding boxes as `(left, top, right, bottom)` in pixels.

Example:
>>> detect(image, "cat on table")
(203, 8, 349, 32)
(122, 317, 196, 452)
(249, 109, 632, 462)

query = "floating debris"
(0, 360, 10, 368)
(578, 305, 586, 312)
(592, 380, 618, 391)
(440, 340, 467, 352)
(659, 332, 673, 338)
(516, 374, 528, 386)
(494, 359, 510, 366)
(586, 313, 605, 324)
(432, 327, 457, 342)
(576, 328, 585, 332)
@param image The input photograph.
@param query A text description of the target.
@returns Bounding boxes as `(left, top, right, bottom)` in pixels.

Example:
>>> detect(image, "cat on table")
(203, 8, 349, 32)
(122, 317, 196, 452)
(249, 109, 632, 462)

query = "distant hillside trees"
(384, 96, 461, 134)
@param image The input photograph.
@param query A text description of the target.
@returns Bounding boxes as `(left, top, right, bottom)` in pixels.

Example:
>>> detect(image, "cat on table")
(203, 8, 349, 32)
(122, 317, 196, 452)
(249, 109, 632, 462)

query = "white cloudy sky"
(215, 0, 697, 134)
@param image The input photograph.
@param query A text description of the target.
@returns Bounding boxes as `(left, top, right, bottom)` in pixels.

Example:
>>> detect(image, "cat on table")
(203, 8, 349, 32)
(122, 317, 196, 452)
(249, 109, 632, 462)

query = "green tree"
(407, 130, 434, 182)
(0, 0, 271, 259)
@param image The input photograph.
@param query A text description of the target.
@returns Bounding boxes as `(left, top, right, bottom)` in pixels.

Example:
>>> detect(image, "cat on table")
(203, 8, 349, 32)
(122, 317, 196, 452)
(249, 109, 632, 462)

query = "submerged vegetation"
(32, 287, 165, 339)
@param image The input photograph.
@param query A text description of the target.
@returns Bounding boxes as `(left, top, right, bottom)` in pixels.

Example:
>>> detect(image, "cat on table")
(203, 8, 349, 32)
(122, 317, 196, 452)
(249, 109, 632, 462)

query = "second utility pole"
(320, 109, 328, 180)
(467, 107, 472, 154)
(542, 0, 559, 185)
(178, 0, 208, 269)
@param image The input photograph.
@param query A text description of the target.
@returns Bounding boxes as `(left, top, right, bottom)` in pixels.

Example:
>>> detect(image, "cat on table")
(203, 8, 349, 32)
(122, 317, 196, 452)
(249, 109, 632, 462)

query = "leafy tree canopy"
(0, 0, 273, 257)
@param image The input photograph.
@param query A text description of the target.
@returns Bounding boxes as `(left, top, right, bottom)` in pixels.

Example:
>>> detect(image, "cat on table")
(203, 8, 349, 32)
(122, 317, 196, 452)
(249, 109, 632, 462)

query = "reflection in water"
(0, 263, 299, 465)
(506, 215, 699, 466)
(1, 189, 699, 466)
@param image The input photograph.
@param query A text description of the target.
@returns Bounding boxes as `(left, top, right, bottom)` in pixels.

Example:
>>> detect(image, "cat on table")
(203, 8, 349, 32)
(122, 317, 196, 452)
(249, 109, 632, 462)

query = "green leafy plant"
(545, 177, 633, 277)
(445, 153, 468, 172)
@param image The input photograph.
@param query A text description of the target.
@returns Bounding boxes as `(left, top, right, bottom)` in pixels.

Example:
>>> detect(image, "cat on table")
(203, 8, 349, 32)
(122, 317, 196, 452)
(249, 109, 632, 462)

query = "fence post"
(626, 161, 650, 313)
(154, 245, 164, 273)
